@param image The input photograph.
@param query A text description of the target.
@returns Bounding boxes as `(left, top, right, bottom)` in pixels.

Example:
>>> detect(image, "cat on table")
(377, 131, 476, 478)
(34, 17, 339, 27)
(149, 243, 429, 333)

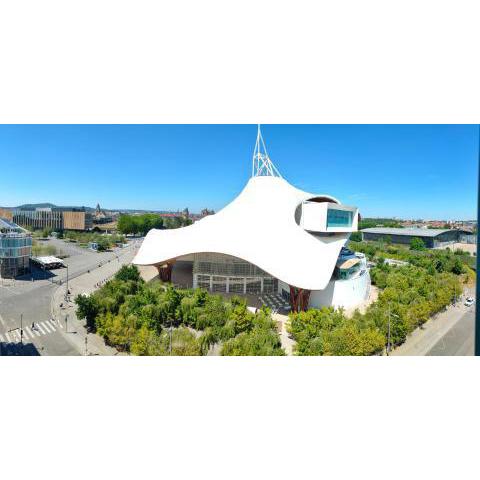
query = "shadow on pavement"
(0, 342, 41, 356)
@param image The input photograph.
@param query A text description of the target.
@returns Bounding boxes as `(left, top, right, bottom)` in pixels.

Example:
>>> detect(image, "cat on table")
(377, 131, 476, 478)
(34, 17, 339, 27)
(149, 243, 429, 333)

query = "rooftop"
(361, 227, 463, 238)
(0, 217, 22, 232)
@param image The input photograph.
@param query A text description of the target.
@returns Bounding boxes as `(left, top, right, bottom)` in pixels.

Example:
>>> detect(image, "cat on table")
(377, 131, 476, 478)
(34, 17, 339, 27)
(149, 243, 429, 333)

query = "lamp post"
(387, 310, 399, 355)
(64, 265, 69, 302)
(8, 313, 24, 346)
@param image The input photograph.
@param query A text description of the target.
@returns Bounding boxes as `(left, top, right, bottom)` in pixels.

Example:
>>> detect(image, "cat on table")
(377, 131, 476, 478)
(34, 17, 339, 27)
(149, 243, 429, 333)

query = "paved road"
(0, 238, 139, 356)
(426, 308, 474, 356)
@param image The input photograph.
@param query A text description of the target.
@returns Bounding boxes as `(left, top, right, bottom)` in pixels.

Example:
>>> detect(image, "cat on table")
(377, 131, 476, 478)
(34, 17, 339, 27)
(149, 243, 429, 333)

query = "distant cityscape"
(0, 203, 476, 231)
(0, 203, 216, 233)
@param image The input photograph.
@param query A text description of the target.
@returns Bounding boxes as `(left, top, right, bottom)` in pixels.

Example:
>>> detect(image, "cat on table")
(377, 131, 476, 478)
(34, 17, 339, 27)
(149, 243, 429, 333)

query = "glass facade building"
(0, 219, 32, 278)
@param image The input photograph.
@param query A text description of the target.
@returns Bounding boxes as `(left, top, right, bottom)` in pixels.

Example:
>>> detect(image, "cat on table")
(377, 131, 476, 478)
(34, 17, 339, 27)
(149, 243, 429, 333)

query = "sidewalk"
(272, 312, 295, 355)
(50, 243, 140, 356)
(391, 287, 474, 356)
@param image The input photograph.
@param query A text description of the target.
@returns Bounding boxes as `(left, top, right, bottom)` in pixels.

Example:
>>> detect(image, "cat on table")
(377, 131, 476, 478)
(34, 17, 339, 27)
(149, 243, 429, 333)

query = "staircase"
(259, 293, 291, 313)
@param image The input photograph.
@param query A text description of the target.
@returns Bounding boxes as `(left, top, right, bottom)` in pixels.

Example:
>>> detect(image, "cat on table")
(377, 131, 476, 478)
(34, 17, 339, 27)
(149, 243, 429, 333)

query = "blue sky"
(0, 124, 477, 219)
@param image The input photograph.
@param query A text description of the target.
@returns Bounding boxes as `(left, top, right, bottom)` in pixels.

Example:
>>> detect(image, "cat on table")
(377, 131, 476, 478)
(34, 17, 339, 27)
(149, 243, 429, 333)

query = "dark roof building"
(361, 227, 474, 248)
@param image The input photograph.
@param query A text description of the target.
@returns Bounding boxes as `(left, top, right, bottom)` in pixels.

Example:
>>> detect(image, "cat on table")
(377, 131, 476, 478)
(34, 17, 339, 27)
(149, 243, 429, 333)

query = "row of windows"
(0, 236, 32, 258)
(0, 247, 31, 258)
(195, 274, 278, 294)
(0, 237, 32, 248)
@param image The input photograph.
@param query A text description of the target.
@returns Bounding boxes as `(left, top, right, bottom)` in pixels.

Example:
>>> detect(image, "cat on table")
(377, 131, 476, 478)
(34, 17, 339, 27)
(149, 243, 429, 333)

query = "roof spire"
(252, 124, 282, 178)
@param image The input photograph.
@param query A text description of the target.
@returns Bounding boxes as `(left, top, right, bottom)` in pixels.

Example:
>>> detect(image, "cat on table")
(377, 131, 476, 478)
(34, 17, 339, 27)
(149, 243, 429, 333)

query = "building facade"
(13, 207, 92, 231)
(361, 227, 475, 248)
(0, 218, 32, 278)
(0, 208, 13, 221)
(133, 127, 370, 312)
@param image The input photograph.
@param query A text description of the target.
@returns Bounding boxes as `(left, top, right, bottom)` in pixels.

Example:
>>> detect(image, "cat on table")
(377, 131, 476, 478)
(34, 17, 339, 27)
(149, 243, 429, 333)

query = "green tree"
(410, 237, 425, 251)
(349, 231, 362, 242)
(75, 294, 100, 332)
(115, 264, 142, 283)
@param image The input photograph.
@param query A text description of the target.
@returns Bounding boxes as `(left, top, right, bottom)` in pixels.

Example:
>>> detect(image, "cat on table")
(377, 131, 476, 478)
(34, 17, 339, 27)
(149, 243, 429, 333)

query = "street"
(426, 308, 474, 356)
(0, 238, 140, 356)
(391, 288, 475, 356)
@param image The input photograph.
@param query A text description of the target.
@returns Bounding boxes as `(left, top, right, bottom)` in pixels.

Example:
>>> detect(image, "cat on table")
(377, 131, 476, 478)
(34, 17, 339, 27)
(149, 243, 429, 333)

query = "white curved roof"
(133, 175, 354, 290)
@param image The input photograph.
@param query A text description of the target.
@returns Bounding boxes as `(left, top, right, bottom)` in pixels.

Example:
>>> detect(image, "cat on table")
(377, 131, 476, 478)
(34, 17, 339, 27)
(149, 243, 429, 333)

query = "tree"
(41, 227, 52, 238)
(349, 232, 362, 242)
(75, 294, 99, 332)
(96, 236, 110, 251)
(410, 237, 425, 251)
(115, 264, 142, 283)
(221, 328, 285, 355)
(117, 215, 134, 235)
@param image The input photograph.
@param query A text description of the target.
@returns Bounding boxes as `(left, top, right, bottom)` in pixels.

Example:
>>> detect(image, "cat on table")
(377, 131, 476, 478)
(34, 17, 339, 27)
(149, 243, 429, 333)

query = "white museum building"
(133, 127, 370, 312)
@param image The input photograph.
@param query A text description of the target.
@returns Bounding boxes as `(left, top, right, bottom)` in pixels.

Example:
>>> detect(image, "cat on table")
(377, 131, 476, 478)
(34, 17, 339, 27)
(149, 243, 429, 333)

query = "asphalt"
(426, 308, 475, 356)
(0, 237, 138, 356)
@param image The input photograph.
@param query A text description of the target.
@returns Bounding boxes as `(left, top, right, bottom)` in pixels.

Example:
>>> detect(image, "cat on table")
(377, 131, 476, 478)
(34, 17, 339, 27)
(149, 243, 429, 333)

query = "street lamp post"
(64, 265, 69, 302)
(8, 313, 24, 347)
(387, 310, 399, 355)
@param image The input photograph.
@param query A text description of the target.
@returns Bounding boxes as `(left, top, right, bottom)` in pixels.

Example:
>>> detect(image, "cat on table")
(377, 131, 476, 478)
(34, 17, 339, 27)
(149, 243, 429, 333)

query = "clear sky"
(0, 124, 478, 220)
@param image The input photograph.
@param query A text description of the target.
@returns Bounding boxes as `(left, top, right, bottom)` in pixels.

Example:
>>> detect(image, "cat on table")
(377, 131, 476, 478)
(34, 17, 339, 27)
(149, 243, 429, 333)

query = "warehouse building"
(361, 227, 474, 248)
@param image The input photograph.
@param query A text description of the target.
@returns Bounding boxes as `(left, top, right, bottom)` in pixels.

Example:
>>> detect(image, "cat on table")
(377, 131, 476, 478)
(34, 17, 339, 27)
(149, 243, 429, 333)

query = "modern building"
(0, 218, 32, 278)
(0, 208, 13, 221)
(133, 127, 370, 312)
(13, 207, 93, 231)
(361, 227, 475, 248)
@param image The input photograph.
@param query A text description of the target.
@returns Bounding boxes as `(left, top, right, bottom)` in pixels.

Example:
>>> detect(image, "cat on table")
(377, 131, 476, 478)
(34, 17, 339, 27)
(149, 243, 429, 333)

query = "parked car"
(465, 298, 474, 307)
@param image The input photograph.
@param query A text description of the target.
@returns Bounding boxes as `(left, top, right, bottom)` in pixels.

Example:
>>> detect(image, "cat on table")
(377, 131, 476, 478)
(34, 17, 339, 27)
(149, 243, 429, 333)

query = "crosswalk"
(0, 319, 63, 344)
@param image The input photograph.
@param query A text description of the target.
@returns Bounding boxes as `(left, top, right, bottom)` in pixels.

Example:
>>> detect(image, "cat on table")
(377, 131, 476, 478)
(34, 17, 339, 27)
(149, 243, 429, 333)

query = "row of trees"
(117, 213, 192, 236)
(75, 265, 284, 356)
(62, 230, 125, 251)
(358, 218, 403, 229)
(349, 239, 474, 276)
(288, 255, 464, 355)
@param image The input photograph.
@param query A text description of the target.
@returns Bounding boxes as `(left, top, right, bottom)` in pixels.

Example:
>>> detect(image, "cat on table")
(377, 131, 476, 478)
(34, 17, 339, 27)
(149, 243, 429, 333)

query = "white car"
(465, 298, 474, 307)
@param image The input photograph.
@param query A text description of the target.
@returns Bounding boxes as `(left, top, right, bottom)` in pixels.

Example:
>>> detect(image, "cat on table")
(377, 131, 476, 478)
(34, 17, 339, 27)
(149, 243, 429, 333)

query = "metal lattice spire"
(252, 125, 282, 178)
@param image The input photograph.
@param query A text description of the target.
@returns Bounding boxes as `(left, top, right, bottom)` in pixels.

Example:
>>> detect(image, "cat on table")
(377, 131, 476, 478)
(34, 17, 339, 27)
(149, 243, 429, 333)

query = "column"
(288, 286, 311, 312)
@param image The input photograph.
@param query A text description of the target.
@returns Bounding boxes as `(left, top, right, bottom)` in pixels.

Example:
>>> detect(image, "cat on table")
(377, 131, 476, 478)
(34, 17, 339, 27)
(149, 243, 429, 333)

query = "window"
(327, 208, 353, 228)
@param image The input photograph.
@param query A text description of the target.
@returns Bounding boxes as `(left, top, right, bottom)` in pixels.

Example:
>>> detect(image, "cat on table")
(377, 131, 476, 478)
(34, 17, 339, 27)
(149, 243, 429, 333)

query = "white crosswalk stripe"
(47, 319, 57, 330)
(36, 323, 47, 335)
(27, 326, 40, 338)
(1, 319, 64, 342)
(41, 321, 52, 333)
